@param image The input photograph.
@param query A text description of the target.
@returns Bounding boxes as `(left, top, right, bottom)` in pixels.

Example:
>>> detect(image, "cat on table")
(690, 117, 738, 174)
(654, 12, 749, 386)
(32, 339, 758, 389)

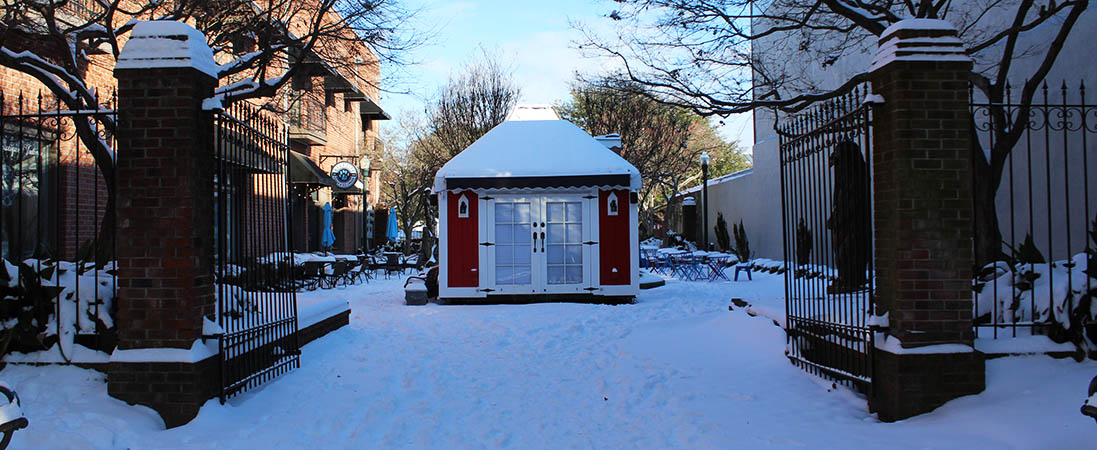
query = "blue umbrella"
(321, 202, 336, 248)
(386, 206, 399, 242)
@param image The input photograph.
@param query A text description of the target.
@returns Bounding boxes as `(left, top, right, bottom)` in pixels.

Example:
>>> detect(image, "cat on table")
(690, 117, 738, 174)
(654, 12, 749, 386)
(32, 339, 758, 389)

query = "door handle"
(540, 232, 545, 252)
(532, 231, 538, 252)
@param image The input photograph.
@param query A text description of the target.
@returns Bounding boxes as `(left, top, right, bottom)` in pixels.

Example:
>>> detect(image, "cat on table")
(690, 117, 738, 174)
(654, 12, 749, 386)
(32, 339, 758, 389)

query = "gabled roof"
(432, 120, 641, 193)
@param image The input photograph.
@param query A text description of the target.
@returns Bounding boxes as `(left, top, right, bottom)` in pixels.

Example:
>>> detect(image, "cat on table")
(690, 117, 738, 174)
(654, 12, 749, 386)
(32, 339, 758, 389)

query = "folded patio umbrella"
(321, 202, 336, 248)
(386, 206, 400, 242)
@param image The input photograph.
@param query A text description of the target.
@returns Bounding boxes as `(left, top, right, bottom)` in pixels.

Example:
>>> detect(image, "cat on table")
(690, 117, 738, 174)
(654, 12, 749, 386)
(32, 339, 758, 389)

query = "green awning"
(288, 151, 335, 187)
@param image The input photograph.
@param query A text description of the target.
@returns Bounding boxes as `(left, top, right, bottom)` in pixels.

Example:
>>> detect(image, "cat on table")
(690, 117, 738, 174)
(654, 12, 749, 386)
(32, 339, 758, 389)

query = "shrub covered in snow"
(974, 252, 1097, 358)
(976, 227, 1097, 359)
(0, 259, 115, 360)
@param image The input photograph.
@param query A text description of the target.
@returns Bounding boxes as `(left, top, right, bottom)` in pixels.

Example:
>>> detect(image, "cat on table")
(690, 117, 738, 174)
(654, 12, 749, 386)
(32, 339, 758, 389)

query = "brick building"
(0, 1, 389, 262)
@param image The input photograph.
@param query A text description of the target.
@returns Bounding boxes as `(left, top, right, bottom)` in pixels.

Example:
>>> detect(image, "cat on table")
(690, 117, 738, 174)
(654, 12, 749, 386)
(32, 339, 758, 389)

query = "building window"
(458, 194, 469, 218)
(2, 132, 55, 261)
(607, 193, 618, 216)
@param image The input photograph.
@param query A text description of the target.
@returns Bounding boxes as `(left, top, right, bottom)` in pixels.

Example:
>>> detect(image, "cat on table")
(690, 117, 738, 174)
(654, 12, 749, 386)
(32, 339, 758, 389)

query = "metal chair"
(383, 253, 403, 279)
(298, 261, 326, 290)
(345, 258, 371, 284)
(320, 259, 350, 288)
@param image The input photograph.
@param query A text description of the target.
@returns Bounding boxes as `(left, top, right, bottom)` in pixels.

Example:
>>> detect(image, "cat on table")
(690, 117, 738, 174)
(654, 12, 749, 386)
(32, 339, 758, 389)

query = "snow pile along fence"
(970, 82, 1097, 359)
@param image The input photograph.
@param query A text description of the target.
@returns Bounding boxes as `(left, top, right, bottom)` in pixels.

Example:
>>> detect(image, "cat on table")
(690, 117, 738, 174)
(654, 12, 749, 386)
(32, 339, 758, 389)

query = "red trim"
(447, 192, 479, 287)
(599, 189, 630, 285)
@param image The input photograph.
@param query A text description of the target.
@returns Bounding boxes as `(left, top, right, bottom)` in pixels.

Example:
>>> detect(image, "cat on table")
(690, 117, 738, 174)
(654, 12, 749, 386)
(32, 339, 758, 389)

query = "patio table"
(668, 252, 705, 281)
(705, 255, 732, 281)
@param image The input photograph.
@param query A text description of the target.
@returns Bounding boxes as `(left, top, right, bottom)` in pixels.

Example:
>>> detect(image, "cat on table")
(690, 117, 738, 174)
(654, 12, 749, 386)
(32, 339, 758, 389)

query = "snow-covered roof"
(115, 21, 218, 77)
(433, 120, 641, 192)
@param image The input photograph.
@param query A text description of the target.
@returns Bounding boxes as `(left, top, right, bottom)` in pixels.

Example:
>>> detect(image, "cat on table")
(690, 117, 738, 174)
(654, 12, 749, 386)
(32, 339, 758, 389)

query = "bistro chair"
(650, 251, 671, 275)
(733, 252, 755, 281)
(320, 259, 350, 289)
(639, 248, 653, 270)
(345, 258, 371, 284)
(298, 261, 326, 291)
(670, 253, 700, 281)
(685, 254, 707, 281)
(383, 253, 404, 279)
(404, 254, 421, 273)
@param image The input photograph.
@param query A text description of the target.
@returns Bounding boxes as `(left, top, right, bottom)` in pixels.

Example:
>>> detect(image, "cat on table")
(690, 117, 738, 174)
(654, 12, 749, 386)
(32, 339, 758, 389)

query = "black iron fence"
(212, 101, 300, 401)
(0, 90, 117, 359)
(970, 82, 1097, 348)
(777, 86, 876, 392)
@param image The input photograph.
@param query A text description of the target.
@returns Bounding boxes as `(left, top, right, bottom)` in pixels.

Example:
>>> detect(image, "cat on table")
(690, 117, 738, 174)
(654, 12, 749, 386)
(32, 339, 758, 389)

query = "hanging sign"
(330, 161, 360, 189)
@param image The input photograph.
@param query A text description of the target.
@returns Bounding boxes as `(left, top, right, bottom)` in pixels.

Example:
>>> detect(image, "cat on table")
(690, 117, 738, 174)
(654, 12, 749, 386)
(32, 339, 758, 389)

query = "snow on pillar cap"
(870, 18, 970, 72)
(115, 21, 218, 78)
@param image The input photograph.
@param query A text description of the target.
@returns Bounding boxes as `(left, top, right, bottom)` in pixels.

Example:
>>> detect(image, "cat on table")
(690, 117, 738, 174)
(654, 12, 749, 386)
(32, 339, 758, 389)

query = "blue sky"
(377, 0, 754, 148)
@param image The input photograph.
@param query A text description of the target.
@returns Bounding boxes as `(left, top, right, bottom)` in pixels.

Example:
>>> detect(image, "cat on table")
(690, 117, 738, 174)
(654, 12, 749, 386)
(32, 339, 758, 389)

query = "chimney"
(595, 133, 623, 155)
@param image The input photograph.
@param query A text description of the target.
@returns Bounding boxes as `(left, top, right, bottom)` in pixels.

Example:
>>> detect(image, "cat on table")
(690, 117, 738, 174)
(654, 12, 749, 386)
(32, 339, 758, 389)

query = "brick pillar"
(107, 21, 221, 428)
(681, 197, 697, 243)
(867, 19, 985, 421)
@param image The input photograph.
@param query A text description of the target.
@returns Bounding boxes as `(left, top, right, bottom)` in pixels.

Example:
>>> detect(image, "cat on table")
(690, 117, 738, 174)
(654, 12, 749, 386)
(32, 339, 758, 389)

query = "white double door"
(487, 194, 593, 294)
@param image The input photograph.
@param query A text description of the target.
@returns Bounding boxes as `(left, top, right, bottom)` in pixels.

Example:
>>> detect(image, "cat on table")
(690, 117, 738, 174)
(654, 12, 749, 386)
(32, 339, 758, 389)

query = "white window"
(607, 192, 619, 216)
(458, 193, 470, 218)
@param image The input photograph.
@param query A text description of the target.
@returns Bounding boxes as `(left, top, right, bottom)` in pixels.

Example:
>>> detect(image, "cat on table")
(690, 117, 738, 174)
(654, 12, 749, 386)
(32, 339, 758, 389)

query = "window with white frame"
(457, 193, 469, 218)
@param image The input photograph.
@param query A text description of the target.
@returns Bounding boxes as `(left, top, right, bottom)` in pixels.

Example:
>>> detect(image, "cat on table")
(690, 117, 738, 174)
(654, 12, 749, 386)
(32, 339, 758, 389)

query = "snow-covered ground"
(3, 271, 1096, 449)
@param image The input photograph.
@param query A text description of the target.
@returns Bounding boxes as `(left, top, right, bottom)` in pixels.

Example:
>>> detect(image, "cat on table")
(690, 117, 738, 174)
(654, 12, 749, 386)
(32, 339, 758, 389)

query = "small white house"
(432, 119, 641, 302)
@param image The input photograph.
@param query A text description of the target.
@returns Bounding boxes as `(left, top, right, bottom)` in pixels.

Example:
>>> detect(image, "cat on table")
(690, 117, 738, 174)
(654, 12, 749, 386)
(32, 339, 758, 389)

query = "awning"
(288, 151, 335, 187)
(356, 95, 391, 121)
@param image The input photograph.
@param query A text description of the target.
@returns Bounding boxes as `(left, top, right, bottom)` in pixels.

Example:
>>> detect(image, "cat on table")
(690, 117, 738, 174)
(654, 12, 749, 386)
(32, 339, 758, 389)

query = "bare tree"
(581, 0, 1090, 263)
(414, 51, 520, 176)
(559, 79, 744, 239)
(378, 131, 432, 256)
(0, 0, 421, 258)
(383, 53, 518, 261)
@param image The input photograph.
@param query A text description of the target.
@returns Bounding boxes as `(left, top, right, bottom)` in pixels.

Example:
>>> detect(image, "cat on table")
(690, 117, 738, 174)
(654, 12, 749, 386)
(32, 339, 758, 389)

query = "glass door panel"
(543, 198, 586, 292)
(492, 198, 535, 292)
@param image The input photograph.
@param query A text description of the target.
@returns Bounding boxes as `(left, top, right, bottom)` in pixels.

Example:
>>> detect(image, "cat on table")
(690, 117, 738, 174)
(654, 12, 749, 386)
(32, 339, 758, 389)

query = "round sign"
(330, 161, 359, 189)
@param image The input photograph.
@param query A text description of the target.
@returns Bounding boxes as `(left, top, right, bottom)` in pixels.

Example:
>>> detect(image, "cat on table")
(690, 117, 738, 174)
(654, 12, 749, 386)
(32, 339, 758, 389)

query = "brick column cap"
(115, 21, 218, 78)
(871, 18, 971, 72)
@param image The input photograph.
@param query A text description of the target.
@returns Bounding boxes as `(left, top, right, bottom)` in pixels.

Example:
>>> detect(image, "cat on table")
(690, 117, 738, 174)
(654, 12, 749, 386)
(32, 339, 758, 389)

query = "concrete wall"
(674, 120, 786, 259)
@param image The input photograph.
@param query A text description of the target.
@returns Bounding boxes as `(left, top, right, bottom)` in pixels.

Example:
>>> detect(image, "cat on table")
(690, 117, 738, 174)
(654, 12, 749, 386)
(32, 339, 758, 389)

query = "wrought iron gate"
(0, 90, 117, 358)
(777, 87, 876, 393)
(212, 102, 300, 401)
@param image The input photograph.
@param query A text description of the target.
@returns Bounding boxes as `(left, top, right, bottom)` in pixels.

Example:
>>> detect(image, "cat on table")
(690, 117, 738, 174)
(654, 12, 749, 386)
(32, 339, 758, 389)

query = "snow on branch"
(217, 45, 287, 77)
(0, 48, 80, 105)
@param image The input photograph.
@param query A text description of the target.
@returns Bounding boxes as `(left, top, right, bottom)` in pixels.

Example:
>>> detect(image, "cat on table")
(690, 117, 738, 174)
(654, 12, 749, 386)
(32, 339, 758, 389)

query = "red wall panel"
(447, 191, 479, 287)
(599, 189, 631, 285)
